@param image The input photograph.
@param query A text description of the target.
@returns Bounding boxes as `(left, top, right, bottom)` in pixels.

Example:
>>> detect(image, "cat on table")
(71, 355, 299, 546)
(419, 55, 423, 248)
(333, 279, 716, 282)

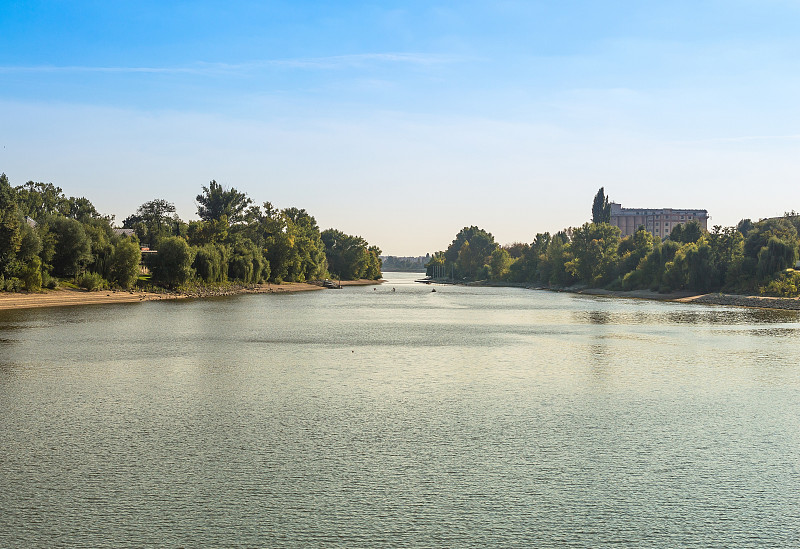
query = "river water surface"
(1, 272, 799, 547)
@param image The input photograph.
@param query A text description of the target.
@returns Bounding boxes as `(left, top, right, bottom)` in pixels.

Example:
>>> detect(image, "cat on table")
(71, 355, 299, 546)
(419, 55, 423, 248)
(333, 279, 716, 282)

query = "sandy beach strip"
(0, 279, 383, 311)
(429, 279, 800, 311)
(574, 287, 800, 310)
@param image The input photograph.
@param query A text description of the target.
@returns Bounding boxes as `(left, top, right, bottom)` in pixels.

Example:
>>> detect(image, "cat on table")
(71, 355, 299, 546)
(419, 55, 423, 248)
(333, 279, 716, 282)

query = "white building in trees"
(610, 202, 709, 238)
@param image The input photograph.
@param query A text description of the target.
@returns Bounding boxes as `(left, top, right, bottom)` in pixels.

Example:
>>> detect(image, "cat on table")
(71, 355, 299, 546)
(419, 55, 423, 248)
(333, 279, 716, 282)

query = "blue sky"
(2, 1, 800, 255)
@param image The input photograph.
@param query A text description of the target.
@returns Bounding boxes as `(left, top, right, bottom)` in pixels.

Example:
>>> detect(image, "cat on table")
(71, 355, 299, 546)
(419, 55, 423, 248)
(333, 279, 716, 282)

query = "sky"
(2, 1, 800, 255)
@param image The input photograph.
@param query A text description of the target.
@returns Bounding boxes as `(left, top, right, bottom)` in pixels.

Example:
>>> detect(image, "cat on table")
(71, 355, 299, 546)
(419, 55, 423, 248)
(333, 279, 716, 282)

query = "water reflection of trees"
(574, 307, 800, 326)
(665, 309, 800, 325)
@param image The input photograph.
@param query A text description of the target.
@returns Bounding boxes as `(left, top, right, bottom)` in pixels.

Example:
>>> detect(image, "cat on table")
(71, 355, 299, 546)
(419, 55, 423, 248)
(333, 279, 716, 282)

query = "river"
(1, 272, 799, 547)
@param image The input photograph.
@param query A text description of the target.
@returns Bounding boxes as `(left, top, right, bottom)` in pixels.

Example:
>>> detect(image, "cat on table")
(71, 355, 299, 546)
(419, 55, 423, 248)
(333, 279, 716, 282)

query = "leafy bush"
(109, 238, 141, 289)
(152, 237, 195, 288)
(41, 271, 57, 289)
(77, 272, 106, 291)
(757, 237, 798, 280)
(621, 268, 646, 291)
(194, 243, 228, 283)
(49, 217, 92, 277)
(760, 270, 800, 297)
(22, 257, 42, 291)
(4, 276, 22, 292)
(228, 238, 266, 284)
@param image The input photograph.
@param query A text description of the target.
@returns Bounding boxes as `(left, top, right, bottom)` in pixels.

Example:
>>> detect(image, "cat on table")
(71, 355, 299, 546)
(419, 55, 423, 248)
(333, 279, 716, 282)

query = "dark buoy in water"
(392, 287, 396, 292)
(431, 288, 436, 292)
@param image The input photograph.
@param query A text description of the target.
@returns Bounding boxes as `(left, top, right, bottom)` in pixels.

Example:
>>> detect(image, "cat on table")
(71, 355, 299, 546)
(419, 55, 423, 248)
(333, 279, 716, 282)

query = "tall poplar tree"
(0, 173, 22, 276)
(591, 187, 611, 224)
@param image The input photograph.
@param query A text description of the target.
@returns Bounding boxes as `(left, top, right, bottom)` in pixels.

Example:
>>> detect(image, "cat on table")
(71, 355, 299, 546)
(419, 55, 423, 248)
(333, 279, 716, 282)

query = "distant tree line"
(381, 255, 429, 272)
(0, 174, 381, 292)
(427, 188, 800, 297)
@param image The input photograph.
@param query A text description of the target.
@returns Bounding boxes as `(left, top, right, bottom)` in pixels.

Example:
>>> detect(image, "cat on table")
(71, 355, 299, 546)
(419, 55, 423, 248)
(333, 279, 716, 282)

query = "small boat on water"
(322, 279, 341, 289)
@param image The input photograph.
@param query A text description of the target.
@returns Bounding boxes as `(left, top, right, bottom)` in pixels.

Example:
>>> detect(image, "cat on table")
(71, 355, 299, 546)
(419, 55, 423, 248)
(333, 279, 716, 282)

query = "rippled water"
(1, 272, 799, 547)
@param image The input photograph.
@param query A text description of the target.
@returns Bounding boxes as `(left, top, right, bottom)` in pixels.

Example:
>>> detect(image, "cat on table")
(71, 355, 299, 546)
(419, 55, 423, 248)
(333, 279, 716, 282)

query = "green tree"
(21, 257, 42, 291)
(64, 196, 102, 222)
(741, 217, 798, 282)
(566, 223, 621, 286)
(83, 217, 116, 279)
(685, 238, 718, 291)
(591, 187, 611, 224)
(281, 207, 328, 282)
(365, 245, 382, 280)
(14, 181, 69, 221)
(544, 233, 573, 286)
(187, 216, 229, 246)
(707, 226, 744, 289)
(228, 236, 267, 283)
(123, 199, 178, 248)
(193, 243, 229, 283)
(622, 239, 680, 291)
(425, 251, 446, 277)
(736, 218, 754, 236)
(506, 242, 533, 282)
(152, 237, 195, 288)
(617, 226, 654, 277)
(48, 217, 92, 277)
(669, 220, 703, 244)
(14, 222, 44, 291)
(0, 173, 22, 277)
(757, 237, 798, 280)
(441, 226, 498, 280)
(108, 238, 142, 289)
(489, 248, 512, 280)
(196, 180, 252, 224)
(321, 229, 379, 280)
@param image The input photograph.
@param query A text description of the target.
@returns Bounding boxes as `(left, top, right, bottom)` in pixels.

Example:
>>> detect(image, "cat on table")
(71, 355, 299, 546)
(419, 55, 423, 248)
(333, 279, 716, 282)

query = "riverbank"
(573, 288, 800, 310)
(0, 279, 383, 311)
(424, 278, 800, 311)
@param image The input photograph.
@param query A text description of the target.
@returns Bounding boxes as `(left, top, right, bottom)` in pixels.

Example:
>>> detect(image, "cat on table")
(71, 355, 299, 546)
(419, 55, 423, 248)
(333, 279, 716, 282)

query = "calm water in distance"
(1, 272, 799, 547)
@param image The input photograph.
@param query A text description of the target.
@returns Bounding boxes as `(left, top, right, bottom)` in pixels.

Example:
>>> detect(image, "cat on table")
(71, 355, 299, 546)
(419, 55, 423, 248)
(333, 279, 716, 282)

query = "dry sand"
(443, 280, 800, 311)
(0, 279, 383, 311)
(576, 287, 800, 310)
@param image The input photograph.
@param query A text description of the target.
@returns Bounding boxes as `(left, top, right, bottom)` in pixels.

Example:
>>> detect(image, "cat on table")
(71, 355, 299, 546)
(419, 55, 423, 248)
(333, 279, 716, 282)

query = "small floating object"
(431, 288, 436, 292)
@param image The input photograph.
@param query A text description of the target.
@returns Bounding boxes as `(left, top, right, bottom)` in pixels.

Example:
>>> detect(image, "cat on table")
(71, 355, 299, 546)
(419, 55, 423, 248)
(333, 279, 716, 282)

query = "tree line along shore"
(426, 188, 800, 302)
(0, 174, 381, 296)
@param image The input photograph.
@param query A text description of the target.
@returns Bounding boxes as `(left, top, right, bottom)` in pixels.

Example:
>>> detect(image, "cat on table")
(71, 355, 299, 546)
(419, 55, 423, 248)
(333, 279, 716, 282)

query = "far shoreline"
(0, 279, 383, 311)
(423, 278, 800, 312)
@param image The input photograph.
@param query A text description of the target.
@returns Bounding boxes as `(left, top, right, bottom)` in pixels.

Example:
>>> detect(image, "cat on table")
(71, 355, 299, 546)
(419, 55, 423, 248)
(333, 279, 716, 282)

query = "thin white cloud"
(0, 53, 460, 75)
(0, 65, 199, 74)
(676, 134, 800, 144)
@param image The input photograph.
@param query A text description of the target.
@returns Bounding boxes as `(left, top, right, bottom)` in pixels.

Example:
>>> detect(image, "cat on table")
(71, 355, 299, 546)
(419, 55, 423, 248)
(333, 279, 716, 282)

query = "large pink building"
(610, 202, 709, 238)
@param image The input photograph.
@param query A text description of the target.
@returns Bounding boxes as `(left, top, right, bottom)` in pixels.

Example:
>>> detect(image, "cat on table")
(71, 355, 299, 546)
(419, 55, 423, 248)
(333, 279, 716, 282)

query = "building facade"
(609, 202, 709, 238)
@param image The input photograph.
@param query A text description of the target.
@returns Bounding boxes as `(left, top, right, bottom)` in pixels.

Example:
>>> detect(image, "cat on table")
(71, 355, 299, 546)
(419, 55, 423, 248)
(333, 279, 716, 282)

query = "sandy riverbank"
(429, 278, 800, 311)
(550, 286, 800, 312)
(0, 279, 383, 311)
(575, 287, 800, 310)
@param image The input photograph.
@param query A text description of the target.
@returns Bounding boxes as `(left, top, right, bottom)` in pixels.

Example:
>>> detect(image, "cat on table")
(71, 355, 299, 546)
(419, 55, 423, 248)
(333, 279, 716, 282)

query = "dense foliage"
(0, 174, 381, 292)
(427, 190, 800, 297)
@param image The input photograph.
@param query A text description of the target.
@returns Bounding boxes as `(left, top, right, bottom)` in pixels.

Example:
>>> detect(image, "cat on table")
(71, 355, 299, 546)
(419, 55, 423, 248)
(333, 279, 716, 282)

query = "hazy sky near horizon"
(2, 1, 800, 255)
